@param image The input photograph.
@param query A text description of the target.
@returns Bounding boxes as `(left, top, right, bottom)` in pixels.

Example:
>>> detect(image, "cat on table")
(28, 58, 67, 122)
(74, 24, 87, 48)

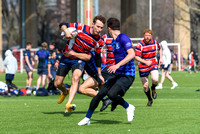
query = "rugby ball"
(61, 27, 77, 40)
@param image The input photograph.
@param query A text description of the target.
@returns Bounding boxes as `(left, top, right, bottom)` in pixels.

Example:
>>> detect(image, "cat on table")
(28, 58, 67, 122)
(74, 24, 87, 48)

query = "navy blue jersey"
(23, 49, 32, 66)
(113, 33, 135, 77)
(36, 49, 49, 69)
(56, 52, 63, 61)
(48, 58, 56, 72)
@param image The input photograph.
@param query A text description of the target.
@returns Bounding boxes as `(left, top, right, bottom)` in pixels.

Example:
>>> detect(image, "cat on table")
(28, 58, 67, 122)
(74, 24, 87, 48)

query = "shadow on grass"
(42, 111, 104, 117)
(91, 119, 122, 124)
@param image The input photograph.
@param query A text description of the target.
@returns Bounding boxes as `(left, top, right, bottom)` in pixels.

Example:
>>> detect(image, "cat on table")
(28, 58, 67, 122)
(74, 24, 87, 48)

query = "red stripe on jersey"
(102, 34, 115, 67)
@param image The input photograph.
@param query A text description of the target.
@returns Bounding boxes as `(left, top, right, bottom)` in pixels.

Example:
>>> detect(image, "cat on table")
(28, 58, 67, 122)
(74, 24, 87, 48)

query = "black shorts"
(56, 64, 84, 77)
(105, 74, 135, 96)
(101, 67, 114, 81)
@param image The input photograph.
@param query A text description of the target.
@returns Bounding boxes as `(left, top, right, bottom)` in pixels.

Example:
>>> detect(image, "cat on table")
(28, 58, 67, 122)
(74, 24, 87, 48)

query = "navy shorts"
(6, 74, 15, 81)
(37, 68, 48, 75)
(161, 64, 170, 70)
(25, 65, 33, 73)
(57, 56, 85, 77)
(139, 67, 158, 77)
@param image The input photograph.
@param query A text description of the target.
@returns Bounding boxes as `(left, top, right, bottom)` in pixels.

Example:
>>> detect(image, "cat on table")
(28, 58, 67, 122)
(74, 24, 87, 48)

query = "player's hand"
(159, 58, 163, 65)
(30, 67, 34, 71)
(54, 62, 59, 70)
(99, 75, 105, 85)
(107, 64, 120, 73)
(48, 74, 52, 78)
(64, 29, 73, 40)
(145, 60, 152, 66)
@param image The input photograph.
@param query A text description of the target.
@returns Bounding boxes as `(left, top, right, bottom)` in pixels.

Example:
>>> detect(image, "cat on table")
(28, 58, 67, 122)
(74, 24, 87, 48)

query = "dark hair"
(26, 42, 32, 46)
(93, 15, 106, 24)
(107, 18, 120, 30)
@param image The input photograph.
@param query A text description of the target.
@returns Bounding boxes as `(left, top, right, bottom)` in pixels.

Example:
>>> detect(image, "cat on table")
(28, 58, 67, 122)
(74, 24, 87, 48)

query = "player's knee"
(72, 75, 80, 84)
(78, 86, 85, 94)
(143, 83, 149, 89)
(54, 80, 61, 88)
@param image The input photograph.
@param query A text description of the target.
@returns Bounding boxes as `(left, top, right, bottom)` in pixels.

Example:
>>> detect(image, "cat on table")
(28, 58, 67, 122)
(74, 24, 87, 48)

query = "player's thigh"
(80, 77, 98, 89)
(150, 70, 159, 82)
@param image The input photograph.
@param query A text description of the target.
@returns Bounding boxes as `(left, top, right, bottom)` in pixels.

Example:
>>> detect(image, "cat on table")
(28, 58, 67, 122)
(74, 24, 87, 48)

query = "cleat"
(100, 98, 112, 112)
(146, 100, 153, 107)
(57, 88, 69, 104)
(126, 104, 135, 122)
(156, 83, 163, 89)
(196, 89, 200, 91)
(65, 104, 76, 113)
(152, 90, 157, 99)
(171, 82, 178, 89)
(111, 102, 117, 111)
(78, 117, 90, 126)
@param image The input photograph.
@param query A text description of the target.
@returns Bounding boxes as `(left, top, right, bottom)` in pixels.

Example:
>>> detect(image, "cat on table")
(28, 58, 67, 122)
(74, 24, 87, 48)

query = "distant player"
(24, 42, 34, 90)
(35, 42, 50, 90)
(78, 18, 136, 126)
(188, 51, 194, 74)
(135, 29, 163, 106)
(54, 15, 106, 113)
(156, 40, 178, 89)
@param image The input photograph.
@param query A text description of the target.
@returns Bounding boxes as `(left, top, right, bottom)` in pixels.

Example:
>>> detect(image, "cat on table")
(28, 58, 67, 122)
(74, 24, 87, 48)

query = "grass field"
(0, 71, 200, 134)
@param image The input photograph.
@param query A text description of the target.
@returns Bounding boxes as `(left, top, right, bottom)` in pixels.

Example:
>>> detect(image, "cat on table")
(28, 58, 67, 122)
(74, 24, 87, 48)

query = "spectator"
(3, 50, 18, 96)
(193, 51, 199, 72)
(156, 41, 178, 90)
(188, 51, 194, 74)
(35, 42, 50, 90)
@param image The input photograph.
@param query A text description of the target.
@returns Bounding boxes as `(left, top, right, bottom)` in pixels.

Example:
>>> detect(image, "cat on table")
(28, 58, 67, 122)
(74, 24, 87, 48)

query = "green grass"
(0, 71, 200, 134)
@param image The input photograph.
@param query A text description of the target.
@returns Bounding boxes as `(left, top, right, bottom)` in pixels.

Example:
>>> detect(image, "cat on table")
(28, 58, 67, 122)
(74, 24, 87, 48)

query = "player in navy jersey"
(78, 18, 136, 126)
(35, 42, 50, 90)
(24, 42, 34, 90)
(54, 15, 106, 113)
(48, 51, 57, 79)
(135, 29, 163, 106)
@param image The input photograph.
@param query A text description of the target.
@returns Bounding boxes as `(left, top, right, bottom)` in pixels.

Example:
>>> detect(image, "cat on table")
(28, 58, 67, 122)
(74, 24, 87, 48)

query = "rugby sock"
(86, 109, 94, 119)
(145, 89, 152, 101)
(123, 101, 129, 109)
(151, 83, 157, 90)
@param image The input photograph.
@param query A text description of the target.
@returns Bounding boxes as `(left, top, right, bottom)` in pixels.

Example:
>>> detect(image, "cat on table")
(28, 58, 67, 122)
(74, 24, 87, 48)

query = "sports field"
(0, 71, 200, 134)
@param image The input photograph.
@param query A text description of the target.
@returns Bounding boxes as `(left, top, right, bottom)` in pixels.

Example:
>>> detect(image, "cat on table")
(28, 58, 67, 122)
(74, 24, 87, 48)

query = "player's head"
(107, 18, 120, 37)
(26, 42, 32, 49)
(91, 15, 106, 35)
(143, 29, 153, 44)
(49, 42, 55, 50)
(160, 40, 168, 50)
(41, 42, 48, 49)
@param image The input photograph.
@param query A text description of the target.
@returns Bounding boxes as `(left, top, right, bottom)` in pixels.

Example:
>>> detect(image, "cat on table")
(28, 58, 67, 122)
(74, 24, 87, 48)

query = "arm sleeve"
(94, 52, 102, 68)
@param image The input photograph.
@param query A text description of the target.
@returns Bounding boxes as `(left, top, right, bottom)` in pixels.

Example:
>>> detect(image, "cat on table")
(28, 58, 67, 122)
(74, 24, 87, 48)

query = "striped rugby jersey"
(63, 22, 104, 59)
(135, 39, 161, 72)
(102, 34, 115, 68)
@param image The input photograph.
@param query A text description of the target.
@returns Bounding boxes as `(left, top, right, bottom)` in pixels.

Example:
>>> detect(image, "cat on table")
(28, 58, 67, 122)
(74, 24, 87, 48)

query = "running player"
(54, 15, 106, 113)
(24, 42, 34, 90)
(78, 18, 136, 126)
(135, 29, 163, 106)
(78, 34, 115, 111)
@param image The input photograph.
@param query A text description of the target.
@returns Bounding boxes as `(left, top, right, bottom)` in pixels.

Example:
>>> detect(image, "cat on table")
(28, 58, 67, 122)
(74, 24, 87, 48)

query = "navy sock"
(123, 101, 129, 109)
(86, 109, 94, 119)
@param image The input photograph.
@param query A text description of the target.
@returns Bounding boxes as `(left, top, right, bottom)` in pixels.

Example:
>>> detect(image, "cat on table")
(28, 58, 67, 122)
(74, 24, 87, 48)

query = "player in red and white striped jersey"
(135, 29, 163, 107)
(54, 15, 106, 113)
